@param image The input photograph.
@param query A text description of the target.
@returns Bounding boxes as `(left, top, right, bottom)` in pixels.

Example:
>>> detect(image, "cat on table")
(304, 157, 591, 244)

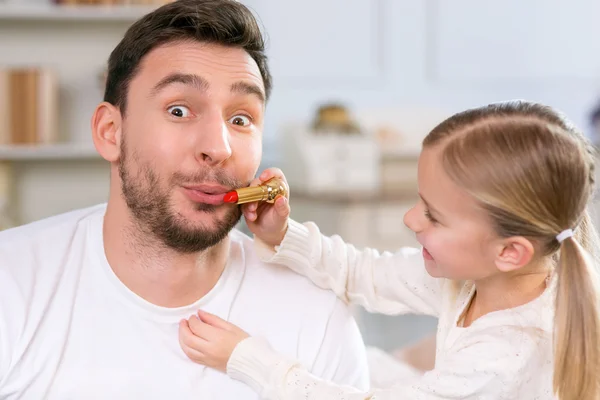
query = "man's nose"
(195, 114, 232, 166)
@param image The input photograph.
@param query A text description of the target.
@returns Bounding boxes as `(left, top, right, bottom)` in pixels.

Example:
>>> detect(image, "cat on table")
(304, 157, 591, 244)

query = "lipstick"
(223, 177, 287, 205)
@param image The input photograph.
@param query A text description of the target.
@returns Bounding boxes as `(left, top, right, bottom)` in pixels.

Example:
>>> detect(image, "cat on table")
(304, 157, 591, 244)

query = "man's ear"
(494, 236, 535, 273)
(91, 102, 122, 162)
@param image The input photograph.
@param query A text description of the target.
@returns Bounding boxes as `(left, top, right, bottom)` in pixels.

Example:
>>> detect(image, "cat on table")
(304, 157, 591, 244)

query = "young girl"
(178, 100, 600, 400)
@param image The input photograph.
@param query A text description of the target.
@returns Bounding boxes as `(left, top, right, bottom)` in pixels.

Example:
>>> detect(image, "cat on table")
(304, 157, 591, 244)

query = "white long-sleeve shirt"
(227, 219, 556, 400)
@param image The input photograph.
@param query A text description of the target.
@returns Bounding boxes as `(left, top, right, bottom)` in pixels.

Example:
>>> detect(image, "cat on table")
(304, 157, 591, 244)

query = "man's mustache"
(171, 170, 249, 189)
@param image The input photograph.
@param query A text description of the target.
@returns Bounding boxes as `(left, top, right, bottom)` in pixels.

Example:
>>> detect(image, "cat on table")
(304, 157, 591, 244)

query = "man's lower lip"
(184, 188, 225, 205)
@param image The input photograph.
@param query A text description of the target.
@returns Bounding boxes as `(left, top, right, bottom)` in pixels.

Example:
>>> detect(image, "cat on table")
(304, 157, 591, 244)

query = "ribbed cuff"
(254, 219, 313, 264)
(227, 336, 298, 397)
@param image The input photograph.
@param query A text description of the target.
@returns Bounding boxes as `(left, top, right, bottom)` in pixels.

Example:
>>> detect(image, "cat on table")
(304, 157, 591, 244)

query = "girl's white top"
(227, 219, 556, 400)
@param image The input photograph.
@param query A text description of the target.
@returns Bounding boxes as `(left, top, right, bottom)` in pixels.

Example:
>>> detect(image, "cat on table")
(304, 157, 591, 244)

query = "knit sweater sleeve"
(254, 219, 443, 316)
(228, 327, 549, 400)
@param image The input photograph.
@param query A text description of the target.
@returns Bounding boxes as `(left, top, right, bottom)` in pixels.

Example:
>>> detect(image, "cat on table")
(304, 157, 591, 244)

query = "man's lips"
(182, 184, 232, 205)
(184, 183, 230, 194)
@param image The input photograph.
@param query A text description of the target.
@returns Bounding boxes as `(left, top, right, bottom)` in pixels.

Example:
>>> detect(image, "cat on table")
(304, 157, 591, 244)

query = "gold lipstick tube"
(235, 178, 287, 204)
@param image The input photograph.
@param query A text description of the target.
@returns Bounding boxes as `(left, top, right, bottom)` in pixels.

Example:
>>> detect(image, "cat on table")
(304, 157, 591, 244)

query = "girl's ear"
(494, 236, 535, 273)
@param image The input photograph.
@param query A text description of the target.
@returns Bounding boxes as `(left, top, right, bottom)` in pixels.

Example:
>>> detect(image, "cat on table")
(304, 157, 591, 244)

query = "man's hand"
(179, 310, 249, 372)
(243, 168, 290, 248)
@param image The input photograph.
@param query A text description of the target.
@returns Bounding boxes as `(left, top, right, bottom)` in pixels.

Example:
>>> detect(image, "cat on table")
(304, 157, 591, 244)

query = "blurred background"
(1, 0, 600, 353)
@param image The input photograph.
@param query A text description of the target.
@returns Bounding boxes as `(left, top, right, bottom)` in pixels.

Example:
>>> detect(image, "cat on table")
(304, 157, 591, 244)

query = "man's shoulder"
(230, 227, 343, 306)
(0, 204, 105, 252)
(0, 204, 106, 281)
(0, 204, 105, 325)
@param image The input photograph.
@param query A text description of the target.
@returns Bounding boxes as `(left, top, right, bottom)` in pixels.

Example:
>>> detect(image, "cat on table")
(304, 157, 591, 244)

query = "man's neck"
(102, 201, 229, 308)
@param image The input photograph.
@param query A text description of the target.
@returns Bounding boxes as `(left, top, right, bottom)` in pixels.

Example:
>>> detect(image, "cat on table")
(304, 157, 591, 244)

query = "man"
(0, 1, 369, 398)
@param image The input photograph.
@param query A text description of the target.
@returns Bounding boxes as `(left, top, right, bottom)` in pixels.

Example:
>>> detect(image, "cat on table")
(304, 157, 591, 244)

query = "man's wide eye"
(229, 115, 251, 126)
(167, 106, 191, 118)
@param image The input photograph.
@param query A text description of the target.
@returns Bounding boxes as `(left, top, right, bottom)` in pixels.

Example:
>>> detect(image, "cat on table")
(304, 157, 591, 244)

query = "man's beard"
(118, 138, 243, 253)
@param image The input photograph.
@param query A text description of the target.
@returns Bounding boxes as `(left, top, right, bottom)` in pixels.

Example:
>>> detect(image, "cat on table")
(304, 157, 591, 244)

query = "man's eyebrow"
(230, 81, 265, 104)
(149, 73, 209, 97)
(419, 193, 443, 216)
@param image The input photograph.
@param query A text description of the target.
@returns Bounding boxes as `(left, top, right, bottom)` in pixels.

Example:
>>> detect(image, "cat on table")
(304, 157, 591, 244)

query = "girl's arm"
(242, 168, 443, 316)
(254, 219, 443, 317)
(227, 331, 542, 400)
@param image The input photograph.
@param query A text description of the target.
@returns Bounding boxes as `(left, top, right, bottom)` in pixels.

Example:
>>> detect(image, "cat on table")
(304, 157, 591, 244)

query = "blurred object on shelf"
(356, 107, 452, 154)
(356, 107, 451, 195)
(0, 67, 59, 146)
(282, 102, 380, 196)
(374, 126, 400, 147)
(280, 105, 454, 198)
(312, 103, 361, 135)
(379, 151, 419, 196)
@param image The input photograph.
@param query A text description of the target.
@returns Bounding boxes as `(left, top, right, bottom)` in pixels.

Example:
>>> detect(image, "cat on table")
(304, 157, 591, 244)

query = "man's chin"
(173, 203, 241, 231)
(192, 202, 220, 213)
(180, 202, 233, 220)
(159, 215, 240, 253)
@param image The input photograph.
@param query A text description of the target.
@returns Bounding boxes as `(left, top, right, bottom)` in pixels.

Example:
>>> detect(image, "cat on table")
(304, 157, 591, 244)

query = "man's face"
(118, 41, 265, 253)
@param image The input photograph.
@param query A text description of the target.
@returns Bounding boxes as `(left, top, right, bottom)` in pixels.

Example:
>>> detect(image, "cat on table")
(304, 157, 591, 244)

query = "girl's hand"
(179, 310, 249, 372)
(243, 168, 290, 248)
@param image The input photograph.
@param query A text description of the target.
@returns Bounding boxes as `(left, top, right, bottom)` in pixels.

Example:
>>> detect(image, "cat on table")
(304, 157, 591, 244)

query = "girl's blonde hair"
(423, 100, 600, 400)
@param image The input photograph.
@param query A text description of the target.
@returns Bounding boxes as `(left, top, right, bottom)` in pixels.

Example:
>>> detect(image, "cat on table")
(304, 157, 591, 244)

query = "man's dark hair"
(103, 0, 271, 114)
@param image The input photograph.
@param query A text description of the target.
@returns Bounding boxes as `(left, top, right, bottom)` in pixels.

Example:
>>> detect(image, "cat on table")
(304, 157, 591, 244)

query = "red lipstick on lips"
(223, 191, 238, 203)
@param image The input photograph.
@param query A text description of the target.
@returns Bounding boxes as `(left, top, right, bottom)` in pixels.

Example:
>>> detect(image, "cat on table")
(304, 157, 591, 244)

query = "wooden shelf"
(0, 143, 102, 161)
(0, 4, 159, 21)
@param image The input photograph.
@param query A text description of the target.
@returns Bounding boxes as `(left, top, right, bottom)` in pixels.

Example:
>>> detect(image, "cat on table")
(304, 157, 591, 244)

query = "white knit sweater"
(227, 219, 556, 399)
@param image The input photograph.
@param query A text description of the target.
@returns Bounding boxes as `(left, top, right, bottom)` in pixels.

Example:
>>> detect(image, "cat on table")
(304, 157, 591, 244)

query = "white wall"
(258, 0, 600, 151)
(2, 0, 599, 224)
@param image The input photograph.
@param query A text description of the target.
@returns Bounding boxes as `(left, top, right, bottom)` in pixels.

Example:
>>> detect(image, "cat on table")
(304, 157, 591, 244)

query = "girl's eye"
(424, 209, 438, 224)
(229, 115, 252, 127)
(167, 105, 191, 118)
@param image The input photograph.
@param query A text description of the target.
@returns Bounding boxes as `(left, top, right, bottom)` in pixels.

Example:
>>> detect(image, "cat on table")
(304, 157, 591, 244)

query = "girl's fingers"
(179, 319, 209, 354)
(275, 196, 290, 217)
(187, 315, 220, 342)
(198, 310, 237, 332)
(259, 167, 284, 182)
(243, 206, 257, 222)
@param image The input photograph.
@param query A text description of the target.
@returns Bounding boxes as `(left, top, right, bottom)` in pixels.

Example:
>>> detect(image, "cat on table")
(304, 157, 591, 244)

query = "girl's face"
(403, 145, 501, 281)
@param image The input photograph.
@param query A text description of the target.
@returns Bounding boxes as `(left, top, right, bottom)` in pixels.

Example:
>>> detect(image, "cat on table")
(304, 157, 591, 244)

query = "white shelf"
(0, 3, 158, 21)
(0, 143, 102, 161)
(381, 147, 421, 161)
